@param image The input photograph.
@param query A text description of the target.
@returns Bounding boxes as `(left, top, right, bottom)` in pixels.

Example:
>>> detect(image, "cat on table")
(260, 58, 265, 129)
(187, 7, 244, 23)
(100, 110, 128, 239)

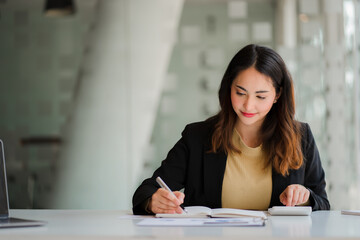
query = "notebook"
(155, 206, 267, 219)
(0, 139, 46, 228)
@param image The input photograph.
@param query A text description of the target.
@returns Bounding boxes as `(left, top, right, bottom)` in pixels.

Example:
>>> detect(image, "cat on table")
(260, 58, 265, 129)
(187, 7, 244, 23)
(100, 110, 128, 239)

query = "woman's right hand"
(148, 188, 185, 214)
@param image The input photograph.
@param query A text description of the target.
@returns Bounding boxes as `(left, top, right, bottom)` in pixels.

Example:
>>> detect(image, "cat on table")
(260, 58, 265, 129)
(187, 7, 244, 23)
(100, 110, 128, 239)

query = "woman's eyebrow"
(236, 85, 247, 92)
(236, 85, 269, 93)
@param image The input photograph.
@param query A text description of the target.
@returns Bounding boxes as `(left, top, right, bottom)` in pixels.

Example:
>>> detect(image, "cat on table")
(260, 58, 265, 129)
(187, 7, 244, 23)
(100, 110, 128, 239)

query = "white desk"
(1, 210, 360, 239)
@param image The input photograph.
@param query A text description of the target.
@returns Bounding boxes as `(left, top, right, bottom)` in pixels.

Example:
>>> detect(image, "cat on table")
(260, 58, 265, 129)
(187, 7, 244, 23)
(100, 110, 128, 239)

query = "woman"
(132, 44, 330, 215)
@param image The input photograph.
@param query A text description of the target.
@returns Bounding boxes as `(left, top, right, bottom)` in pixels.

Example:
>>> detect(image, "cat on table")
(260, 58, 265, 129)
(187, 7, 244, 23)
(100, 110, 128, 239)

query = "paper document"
(137, 217, 265, 227)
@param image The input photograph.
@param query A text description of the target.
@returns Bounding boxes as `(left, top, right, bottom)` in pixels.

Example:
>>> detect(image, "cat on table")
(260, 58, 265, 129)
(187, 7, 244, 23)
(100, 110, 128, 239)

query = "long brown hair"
(210, 44, 303, 176)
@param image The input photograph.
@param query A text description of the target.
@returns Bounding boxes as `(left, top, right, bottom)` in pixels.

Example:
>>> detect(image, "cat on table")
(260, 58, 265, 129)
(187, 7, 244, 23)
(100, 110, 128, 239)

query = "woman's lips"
(241, 112, 256, 117)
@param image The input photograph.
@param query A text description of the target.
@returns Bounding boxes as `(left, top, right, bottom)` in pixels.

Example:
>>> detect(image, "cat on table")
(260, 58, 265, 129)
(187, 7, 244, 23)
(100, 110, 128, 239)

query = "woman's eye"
(257, 96, 266, 100)
(236, 92, 245, 96)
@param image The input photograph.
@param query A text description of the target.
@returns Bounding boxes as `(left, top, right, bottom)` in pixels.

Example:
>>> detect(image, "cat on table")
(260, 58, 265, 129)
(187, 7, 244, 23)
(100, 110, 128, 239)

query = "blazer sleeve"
(303, 123, 330, 210)
(132, 126, 190, 215)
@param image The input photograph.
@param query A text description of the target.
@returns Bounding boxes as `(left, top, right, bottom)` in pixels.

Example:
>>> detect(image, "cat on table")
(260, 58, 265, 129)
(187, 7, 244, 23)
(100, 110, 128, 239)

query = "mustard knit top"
(221, 129, 272, 210)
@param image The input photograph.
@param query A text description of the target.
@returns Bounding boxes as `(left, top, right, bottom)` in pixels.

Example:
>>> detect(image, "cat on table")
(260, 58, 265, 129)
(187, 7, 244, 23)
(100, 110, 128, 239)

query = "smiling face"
(230, 66, 278, 131)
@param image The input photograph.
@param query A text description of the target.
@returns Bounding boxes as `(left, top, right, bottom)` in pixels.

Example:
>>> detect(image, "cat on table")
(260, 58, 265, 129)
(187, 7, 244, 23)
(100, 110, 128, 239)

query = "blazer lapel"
(270, 169, 289, 207)
(203, 150, 227, 208)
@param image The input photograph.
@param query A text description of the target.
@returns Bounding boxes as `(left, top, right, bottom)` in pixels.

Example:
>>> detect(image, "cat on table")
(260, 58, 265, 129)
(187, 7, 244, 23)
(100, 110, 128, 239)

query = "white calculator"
(268, 206, 312, 216)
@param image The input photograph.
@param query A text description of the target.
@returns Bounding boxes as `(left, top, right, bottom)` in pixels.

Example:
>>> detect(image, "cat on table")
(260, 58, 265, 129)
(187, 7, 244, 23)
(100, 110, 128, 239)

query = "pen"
(156, 176, 187, 213)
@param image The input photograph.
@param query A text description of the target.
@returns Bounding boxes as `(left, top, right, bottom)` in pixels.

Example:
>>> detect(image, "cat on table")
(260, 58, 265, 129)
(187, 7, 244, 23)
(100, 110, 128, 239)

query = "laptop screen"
(0, 140, 9, 217)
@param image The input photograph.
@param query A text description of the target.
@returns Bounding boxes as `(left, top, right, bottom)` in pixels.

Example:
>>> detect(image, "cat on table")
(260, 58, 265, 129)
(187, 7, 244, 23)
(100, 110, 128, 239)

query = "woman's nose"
(243, 97, 254, 110)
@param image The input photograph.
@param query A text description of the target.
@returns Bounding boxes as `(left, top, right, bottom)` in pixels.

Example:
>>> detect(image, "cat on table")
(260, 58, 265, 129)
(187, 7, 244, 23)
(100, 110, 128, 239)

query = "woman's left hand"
(279, 184, 310, 206)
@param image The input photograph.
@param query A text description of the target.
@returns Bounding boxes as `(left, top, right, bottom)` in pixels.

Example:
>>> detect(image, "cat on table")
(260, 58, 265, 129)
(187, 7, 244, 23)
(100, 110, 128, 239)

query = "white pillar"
(275, 0, 297, 48)
(51, 0, 183, 209)
(323, 0, 350, 209)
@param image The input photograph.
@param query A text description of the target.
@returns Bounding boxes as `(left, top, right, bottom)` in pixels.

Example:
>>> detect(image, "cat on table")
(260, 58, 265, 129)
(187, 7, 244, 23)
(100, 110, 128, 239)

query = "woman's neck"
(235, 121, 262, 148)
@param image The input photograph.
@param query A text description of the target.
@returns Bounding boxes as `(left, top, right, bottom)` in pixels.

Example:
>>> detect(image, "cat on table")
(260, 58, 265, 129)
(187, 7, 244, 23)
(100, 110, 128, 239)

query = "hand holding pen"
(147, 176, 187, 214)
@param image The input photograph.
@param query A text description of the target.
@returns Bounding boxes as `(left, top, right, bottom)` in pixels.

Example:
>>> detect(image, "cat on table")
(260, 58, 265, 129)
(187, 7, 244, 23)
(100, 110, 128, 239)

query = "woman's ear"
(275, 87, 282, 102)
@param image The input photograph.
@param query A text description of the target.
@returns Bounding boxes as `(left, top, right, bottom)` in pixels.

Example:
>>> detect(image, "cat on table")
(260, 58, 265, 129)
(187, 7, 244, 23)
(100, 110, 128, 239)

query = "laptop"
(0, 139, 46, 228)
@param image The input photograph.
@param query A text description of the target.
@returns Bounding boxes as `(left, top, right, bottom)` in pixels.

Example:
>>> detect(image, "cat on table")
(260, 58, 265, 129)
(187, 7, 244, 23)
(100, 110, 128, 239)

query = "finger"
(174, 191, 185, 203)
(175, 206, 183, 214)
(151, 189, 179, 214)
(158, 189, 181, 205)
(292, 188, 300, 206)
(299, 192, 306, 205)
(285, 188, 293, 206)
(152, 198, 179, 212)
(164, 190, 181, 204)
(152, 191, 178, 208)
(153, 200, 185, 214)
(279, 190, 290, 206)
(279, 192, 287, 206)
(158, 198, 177, 208)
(153, 205, 176, 214)
(297, 188, 306, 204)
(160, 193, 185, 214)
(302, 189, 310, 204)
(158, 194, 181, 208)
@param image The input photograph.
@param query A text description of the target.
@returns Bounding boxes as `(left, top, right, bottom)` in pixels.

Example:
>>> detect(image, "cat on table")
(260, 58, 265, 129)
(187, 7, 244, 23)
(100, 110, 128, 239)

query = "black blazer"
(132, 118, 330, 214)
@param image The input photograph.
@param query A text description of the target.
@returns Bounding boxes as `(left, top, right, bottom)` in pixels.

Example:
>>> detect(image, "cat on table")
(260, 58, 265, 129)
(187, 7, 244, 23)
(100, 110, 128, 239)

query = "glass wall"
(141, 0, 360, 210)
(0, 0, 359, 209)
(142, 0, 276, 176)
